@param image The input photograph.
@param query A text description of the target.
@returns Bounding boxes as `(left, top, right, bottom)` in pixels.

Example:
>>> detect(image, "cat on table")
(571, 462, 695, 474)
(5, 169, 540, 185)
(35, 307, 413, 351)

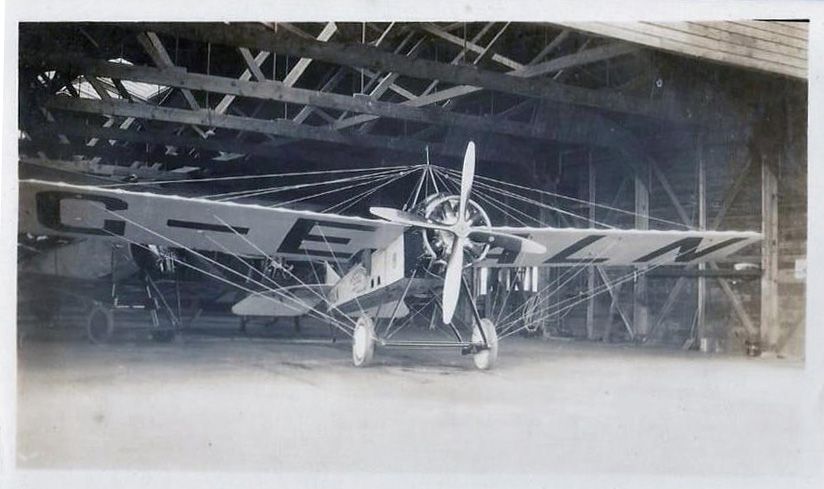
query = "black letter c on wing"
(36, 191, 128, 236)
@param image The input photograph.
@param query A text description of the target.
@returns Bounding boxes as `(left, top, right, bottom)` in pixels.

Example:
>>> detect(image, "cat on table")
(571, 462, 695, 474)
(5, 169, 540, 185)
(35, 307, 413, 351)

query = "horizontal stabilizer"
(231, 284, 331, 317)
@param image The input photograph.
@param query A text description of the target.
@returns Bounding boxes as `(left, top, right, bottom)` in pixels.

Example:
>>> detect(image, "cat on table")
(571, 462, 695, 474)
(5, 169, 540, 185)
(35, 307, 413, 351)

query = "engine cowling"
(417, 192, 492, 268)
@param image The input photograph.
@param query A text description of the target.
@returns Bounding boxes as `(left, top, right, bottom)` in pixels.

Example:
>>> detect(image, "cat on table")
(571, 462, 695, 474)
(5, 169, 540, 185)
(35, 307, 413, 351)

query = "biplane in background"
(18, 142, 760, 369)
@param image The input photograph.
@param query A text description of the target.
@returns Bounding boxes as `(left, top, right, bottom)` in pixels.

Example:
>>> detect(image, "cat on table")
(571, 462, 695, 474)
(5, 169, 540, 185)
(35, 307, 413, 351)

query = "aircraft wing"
(476, 227, 761, 267)
(19, 179, 405, 263)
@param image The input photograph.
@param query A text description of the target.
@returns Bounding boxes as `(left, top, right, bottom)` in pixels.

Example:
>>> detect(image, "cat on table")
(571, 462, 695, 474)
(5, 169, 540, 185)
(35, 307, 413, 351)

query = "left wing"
(19, 179, 405, 263)
(475, 227, 761, 267)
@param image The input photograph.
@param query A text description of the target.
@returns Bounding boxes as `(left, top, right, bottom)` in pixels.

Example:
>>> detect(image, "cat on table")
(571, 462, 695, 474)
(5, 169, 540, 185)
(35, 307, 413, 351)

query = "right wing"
(19, 179, 405, 263)
(475, 226, 761, 267)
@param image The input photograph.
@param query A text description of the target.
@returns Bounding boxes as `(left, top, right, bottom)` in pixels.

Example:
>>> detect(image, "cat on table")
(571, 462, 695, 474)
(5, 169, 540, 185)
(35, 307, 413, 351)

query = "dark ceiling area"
(17, 21, 795, 217)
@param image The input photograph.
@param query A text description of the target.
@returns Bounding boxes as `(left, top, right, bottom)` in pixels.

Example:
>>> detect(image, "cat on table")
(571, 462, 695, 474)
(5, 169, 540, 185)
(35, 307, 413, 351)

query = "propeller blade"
(441, 237, 465, 324)
(458, 141, 476, 222)
(369, 207, 451, 232)
(468, 229, 547, 255)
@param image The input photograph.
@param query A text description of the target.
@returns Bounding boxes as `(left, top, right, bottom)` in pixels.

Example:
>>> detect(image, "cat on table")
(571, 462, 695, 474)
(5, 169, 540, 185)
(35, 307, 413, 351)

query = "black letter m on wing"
(634, 237, 747, 264)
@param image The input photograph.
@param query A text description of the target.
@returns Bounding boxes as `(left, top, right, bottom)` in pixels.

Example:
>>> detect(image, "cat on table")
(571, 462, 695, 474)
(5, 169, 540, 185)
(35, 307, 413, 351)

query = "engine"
(415, 192, 492, 268)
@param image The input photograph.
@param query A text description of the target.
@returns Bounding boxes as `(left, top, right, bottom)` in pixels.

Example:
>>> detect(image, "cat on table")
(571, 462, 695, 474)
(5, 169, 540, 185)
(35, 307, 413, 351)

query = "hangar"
(14, 19, 810, 478)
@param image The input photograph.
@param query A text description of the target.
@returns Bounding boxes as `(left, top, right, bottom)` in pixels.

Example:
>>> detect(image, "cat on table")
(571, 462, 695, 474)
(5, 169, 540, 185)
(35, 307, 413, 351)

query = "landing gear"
(471, 318, 498, 370)
(87, 303, 114, 344)
(346, 274, 500, 370)
(352, 315, 376, 367)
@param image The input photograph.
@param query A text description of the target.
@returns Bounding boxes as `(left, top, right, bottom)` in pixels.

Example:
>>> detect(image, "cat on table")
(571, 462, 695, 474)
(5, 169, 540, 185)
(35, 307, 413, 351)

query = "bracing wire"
(434, 169, 533, 227)
(102, 227, 354, 337)
(440, 166, 694, 230)
(498, 252, 676, 340)
(210, 214, 358, 327)
(442, 167, 616, 229)
(202, 233, 354, 332)
(434, 165, 653, 340)
(95, 203, 354, 334)
(210, 167, 407, 201)
(73, 152, 699, 344)
(313, 225, 369, 319)
(437, 167, 590, 329)
(97, 164, 413, 188)
(269, 168, 419, 208)
(325, 166, 421, 214)
(495, 237, 624, 332)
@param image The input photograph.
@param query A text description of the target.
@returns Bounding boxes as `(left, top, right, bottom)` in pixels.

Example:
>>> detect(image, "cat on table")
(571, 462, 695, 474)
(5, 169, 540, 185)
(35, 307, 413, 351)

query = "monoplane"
(18, 142, 761, 368)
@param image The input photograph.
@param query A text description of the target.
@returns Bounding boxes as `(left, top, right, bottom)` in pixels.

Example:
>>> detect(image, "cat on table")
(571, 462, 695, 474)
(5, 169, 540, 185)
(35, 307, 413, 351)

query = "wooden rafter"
(44, 96, 534, 164)
(419, 23, 523, 70)
(34, 56, 637, 150)
(516, 43, 638, 78)
(138, 22, 684, 121)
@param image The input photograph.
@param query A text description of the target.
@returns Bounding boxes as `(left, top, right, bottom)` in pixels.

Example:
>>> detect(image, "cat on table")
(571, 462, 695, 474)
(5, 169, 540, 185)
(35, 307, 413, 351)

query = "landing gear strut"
(462, 276, 498, 369)
(347, 274, 499, 369)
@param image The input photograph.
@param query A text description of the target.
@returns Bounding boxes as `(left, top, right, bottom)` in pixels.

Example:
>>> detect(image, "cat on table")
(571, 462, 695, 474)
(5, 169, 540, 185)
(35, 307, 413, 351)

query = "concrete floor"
(14, 323, 821, 484)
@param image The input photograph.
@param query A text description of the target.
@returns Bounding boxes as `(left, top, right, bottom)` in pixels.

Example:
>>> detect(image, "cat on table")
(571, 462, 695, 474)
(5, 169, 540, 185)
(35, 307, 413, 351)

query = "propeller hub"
(421, 193, 491, 267)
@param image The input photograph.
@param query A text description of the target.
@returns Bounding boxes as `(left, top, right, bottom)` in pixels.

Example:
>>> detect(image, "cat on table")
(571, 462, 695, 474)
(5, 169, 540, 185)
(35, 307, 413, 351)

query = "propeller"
(370, 141, 547, 324)
(368, 207, 452, 232)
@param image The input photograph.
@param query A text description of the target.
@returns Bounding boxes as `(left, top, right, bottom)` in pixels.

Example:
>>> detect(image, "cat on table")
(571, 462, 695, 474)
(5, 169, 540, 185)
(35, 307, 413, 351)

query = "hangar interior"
(13, 20, 813, 476)
(17, 21, 807, 357)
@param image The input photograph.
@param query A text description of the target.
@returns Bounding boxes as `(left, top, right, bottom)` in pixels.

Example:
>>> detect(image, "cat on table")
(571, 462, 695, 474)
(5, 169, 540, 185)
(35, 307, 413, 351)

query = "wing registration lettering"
(36, 190, 128, 236)
(19, 180, 405, 263)
(543, 235, 607, 264)
(634, 237, 748, 264)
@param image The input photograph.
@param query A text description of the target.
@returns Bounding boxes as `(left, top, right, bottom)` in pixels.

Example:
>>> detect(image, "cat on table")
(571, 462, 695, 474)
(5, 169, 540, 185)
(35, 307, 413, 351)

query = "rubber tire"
(87, 304, 114, 345)
(352, 315, 376, 367)
(471, 318, 498, 370)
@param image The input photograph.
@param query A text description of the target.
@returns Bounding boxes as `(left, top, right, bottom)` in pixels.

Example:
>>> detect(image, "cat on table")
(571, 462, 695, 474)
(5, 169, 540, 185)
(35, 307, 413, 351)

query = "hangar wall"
(522, 51, 807, 357)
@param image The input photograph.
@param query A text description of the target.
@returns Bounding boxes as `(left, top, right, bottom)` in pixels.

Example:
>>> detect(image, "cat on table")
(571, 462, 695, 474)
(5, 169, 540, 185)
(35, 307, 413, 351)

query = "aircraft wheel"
(87, 303, 114, 345)
(471, 318, 498, 370)
(352, 315, 376, 367)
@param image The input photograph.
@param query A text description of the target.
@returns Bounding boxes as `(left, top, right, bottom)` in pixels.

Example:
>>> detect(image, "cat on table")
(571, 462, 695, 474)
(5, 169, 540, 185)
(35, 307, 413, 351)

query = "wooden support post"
(711, 263, 758, 336)
(597, 267, 634, 340)
(696, 134, 708, 348)
(586, 150, 597, 340)
(633, 164, 650, 339)
(650, 276, 688, 341)
(761, 154, 780, 350)
(710, 155, 753, 230)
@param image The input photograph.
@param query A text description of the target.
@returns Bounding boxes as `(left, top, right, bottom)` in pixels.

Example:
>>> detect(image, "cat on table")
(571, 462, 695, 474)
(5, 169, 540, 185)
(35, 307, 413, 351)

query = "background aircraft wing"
(231, 285, 332, 317)
(475, 227, 761, 267)
(19, 179, 405, 263)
